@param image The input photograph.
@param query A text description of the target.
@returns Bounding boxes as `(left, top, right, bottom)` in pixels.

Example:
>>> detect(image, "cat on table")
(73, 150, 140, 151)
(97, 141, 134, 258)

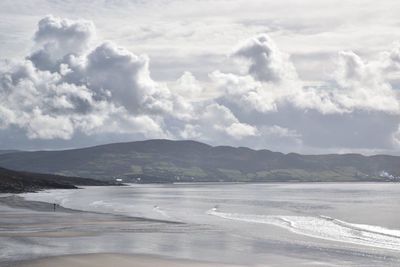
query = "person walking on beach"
(53, 203, 56, 212)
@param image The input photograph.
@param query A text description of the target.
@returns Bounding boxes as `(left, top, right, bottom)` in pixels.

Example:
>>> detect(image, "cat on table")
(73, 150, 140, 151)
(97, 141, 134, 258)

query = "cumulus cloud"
(211, 34, 308, 114)
(0, 58, 169, 139)
(330, 51, 400, 114)
(210, 70, 283, 113)
(334, 51, 365, 85)
(172, 71, 203, 99)
(0, 16, 216, 143)
(213, 34, 400, 115)
(29, 15, 96, 71)
(180, 103, 257, 140)
(0, 16, 176, 140)
(1, 59, 90, 139)
(383, 42, 400, 70)
(77, 41, 176, 114)
(206, 34, 400, 152)
(1, 15, 400, 154)
(232, 34, 298, 82)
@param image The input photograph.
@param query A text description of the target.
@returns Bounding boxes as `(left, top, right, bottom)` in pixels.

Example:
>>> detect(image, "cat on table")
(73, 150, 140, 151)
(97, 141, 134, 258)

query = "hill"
(0, 167, 112, 193)
(0, 139, 399, 183)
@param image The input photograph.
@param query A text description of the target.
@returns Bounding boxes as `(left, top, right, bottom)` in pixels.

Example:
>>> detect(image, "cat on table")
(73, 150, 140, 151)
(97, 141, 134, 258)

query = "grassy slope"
(0, 140, 398, 183)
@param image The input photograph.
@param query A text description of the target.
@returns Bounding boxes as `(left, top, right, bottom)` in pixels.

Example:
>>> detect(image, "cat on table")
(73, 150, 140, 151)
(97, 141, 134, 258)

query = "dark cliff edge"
(0, 167, 114, 193)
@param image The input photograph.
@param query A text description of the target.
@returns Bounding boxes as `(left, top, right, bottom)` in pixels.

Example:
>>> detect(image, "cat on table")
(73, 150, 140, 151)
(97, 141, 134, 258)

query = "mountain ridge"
(0, 139, 399, 183)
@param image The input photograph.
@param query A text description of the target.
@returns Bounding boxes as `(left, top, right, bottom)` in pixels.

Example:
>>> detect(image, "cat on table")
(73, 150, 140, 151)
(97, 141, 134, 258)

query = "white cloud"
(0, 18, 175, 140)
(172, 71, 203, 99)
(26, 108, 74, 139)
(232, 34, 297, 82)
(0, 59, 101, 139)
(334, 51, 366, 86)
(210, 70, 283, 113)
(29, 15, 96, 71)
(212, 35, 400, 115)
(328, 50, 400, 114)
(79, 41, 175, 115)
(34, 15, 95, 52)
(180, 103, 258, 141)
(0, 14, 400, 154)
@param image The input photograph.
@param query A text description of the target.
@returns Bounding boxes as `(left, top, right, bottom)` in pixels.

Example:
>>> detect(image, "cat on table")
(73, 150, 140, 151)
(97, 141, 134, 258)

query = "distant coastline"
(0, 167, 113, 193)
(1, 139, 399, 184)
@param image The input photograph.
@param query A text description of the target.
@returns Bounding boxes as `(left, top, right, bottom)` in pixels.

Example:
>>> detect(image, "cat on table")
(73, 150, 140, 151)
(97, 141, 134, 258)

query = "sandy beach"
(12, 253, 241, 267)
(0, 193, 330, 267)
(2, 184, 400, 267)
(0, 195, 202, 266)
(0, 195, 182, 238)
(0, 195, 247, 267)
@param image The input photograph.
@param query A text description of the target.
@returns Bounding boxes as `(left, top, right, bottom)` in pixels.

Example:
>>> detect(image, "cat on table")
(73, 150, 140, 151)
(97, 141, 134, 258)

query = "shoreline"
(0, 195, 241, 266)
(2, 184, 400, 267)
(8, 253, 242, 267)
(0, 195, 181, 224)
(0, 195, 79, 213)
(0, 194, 197, 266)
(1, 180, 398, 196)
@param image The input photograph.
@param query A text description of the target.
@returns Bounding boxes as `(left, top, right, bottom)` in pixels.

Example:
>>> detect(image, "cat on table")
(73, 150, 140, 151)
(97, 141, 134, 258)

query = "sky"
(0, 0, 400, 155)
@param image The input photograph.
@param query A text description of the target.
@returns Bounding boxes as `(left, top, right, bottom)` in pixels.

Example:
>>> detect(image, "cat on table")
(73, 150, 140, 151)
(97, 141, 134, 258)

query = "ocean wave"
(152, 205, 171, 219)
(207, 209, 400, 251)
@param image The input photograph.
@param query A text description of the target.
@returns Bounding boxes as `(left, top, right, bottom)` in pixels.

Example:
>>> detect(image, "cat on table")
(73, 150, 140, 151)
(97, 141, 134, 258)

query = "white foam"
(153, 205, 171, 219)
(22, 189, 73, 206)
(90, 200, 114, 208)
(207, 209, 400, 251)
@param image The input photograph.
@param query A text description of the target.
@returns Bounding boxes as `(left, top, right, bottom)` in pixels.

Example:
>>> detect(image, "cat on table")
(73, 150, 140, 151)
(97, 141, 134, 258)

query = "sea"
(9, 183, 400, 266)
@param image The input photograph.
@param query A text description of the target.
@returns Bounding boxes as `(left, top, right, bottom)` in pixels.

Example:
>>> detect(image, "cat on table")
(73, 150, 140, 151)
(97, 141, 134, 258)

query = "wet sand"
(0, 195, 305, 267)
(0, 195, 186, 239)
(12, 253, 241, 267)
(0, 195, 203, 267)
(2, 184, 400, 267)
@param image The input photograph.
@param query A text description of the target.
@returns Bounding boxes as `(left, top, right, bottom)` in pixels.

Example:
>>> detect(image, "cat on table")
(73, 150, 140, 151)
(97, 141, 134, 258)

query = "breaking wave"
(207, 209, 400, 251)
